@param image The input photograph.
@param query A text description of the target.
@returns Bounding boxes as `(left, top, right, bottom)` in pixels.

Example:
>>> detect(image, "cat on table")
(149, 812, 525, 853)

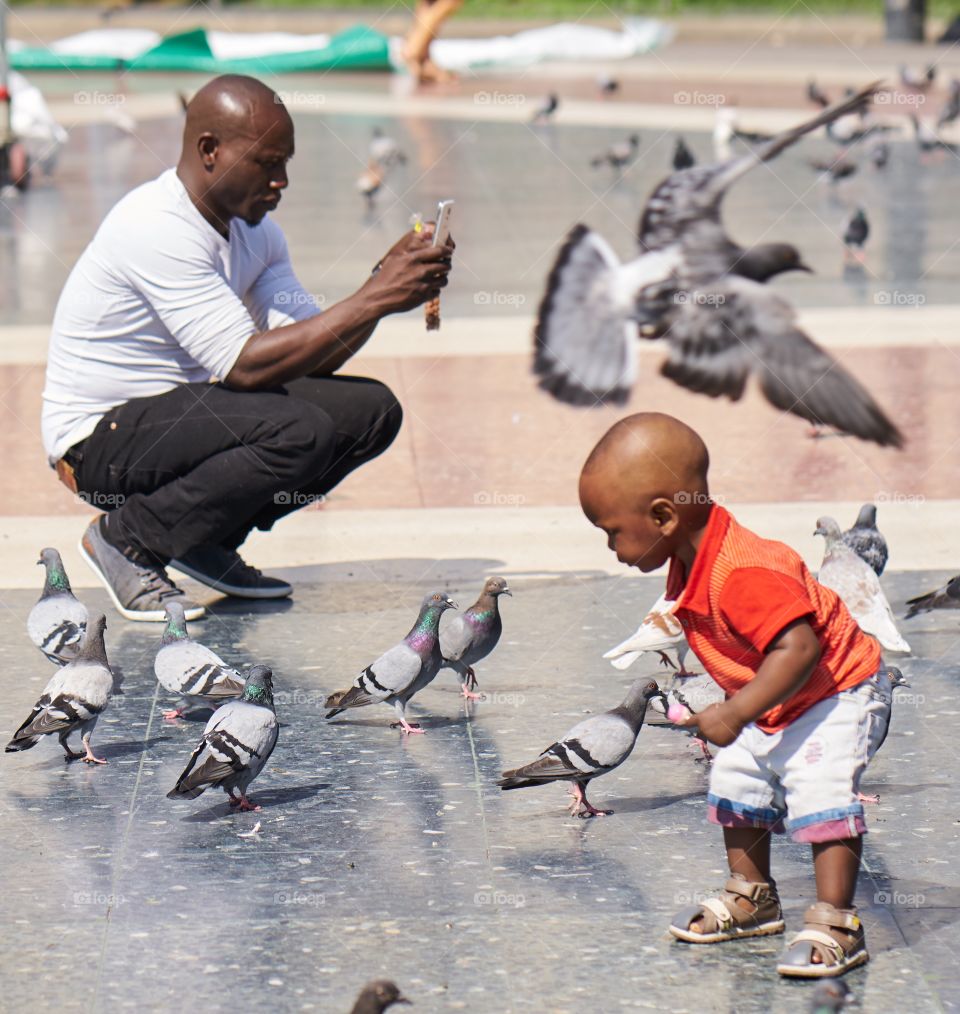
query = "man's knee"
(365, 380, 403, 451)
(274, 402, 337, 478)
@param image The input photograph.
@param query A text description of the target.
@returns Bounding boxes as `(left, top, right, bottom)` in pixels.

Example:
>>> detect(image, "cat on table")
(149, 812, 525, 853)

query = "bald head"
(580, 413, 713, 572)
(177, 75, 294, 236)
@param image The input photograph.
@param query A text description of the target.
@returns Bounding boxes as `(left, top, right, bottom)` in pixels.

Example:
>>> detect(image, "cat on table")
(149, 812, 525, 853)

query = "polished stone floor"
(1, 571, 958, 1012)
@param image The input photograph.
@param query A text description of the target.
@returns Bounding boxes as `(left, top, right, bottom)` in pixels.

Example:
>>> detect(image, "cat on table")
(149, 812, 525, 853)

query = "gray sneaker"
(170, 545, 292, 600)
(79, 518, 206, 622)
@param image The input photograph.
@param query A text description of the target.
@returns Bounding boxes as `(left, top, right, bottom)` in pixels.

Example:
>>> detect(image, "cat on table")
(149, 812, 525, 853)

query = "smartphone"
(432, 199, 454, 246)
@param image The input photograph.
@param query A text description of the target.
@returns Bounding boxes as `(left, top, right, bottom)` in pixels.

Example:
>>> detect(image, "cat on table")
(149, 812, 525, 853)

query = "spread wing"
(660, 276, 903, 448)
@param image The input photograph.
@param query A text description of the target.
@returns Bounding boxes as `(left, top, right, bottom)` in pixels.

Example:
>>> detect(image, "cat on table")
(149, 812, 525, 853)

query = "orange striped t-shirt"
(666, 505, 881, 733)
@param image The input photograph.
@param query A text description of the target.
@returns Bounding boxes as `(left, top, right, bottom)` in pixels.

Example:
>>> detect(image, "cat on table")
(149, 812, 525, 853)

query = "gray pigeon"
(905, 574, 960, 618)
(6, 611, 112, 764)
(439, 576, 511, 699)
(815, 517, 909, 653)
(498, 679, 665, 817)
(533, 83, 902, 449)
(350, 980, 411, 1014)
(154, 602, 244, 719)
(167, 664, 278, 811)
(841, 503, 888, 575)
(27, 548, 88, 666)
(325, 592, 457, 735)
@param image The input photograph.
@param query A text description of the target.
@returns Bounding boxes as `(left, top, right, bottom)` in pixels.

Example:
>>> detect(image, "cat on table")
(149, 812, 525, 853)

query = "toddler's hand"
(678, 701, 743, 747)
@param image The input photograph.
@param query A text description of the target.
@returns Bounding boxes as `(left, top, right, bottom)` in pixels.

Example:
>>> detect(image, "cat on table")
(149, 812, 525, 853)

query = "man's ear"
(197, 133, 219, 170)
(650, 495, 680, 533)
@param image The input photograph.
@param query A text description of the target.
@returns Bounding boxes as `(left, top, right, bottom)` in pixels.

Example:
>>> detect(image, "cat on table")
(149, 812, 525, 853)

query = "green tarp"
(11, 24, 392, 74)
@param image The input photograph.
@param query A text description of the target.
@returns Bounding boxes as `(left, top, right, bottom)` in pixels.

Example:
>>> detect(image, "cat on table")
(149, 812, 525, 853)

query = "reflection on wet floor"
(3, 111, 960, 327)
(0, 572, 956, 1011)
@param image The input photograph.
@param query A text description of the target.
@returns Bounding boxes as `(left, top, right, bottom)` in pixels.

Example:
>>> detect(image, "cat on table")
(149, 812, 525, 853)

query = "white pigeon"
(369, 127, 406, 168)
(27, 547, 88, 665)
(814, 517, 910, 653)
(167, 665, 278, 811)
(603, 590, 694, 674)
(6, 612, 113, 764)
(154, 602, 244, 719)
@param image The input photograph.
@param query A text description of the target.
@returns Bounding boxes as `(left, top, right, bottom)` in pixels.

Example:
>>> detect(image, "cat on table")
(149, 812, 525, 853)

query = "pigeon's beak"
(395, 997, 412, 1007)
(813, 527, 826, 537)
(447, 599, 459, 610)
(36, 557, 43, 566)
(795, 261, 814, 274)
(502, 587, 513, 597)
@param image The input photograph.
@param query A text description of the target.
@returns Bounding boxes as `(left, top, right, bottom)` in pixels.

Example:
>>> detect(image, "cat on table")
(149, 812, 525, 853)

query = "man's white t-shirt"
(41, 168, 318, 463)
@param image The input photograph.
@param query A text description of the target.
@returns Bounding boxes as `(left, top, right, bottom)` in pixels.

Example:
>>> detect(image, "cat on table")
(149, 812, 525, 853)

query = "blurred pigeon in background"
(350, 980, 411, 1014)
(591, 133, 640, 172)
(672, 136, 695, 170)
(532, 93, 559, 124)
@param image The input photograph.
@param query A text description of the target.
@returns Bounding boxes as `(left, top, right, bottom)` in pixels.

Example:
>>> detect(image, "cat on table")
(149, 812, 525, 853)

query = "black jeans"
(72, 375, 402, 561)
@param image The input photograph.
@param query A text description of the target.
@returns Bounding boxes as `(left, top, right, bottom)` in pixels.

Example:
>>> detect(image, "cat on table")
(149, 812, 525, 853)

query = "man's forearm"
(224, 291, 385, 390)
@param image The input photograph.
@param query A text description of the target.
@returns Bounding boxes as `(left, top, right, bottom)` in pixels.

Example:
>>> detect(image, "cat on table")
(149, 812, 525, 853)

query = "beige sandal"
(669, 874, 785, 943)
(777, 902, 869, 978)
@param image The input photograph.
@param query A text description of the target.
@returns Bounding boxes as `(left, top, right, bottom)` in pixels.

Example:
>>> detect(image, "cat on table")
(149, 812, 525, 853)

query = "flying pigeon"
(603, 590, 693, 675)
(325, 592, 457, 734)
(6, 611, 112, 764)
(439, 576, 511, 699)
(591, 133, 640, 171)
(843, 208, 870, 265)
(533, 84, 902, 448)
(814, 517, 910, 653)
(28, 547, 88, 666)
(531, 93, 559, 124)
(672, 136, 695, 170)
(841, 503, 887, 576)
(904, 574, 960, 618)
(154, 602, 244, 719)
(370, 127, 407, 169)
(350, 980, 411, 1014)
(498, 679, 665, 817)
(167, 665, 278, 811)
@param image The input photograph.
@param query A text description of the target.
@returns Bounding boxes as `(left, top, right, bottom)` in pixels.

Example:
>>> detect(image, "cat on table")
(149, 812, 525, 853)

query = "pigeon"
(900, 63, 936, 92)
(167, 664, 278, 811)
(439, 576, 511, 699)
(590, 133, 640, 171)
(350, 980, 411, 1014)
(910, 114, 958, 153)
(531, 93, 559, 124)
(870, 140, 889, 169)
(841, 503, 887, 576)
(937, 78, 960, 128)
(325, 592, 458, 735)
(603, 590, 694, 675)
(809, 978, 851, 1013)
(533, 84, 902, 448)
(905, 574, 960, 618)
(369, 127, 406, 169)
(843, 208, 870, 265)
(498, 679, 666, 817)
(672, 136, 695, 170)
(814, 517, 910, 653)
(806, 79, 831, 108)
(357, 160, 387, 211)
(597, 73, 620, 96)
(810, 155, 858, 181)
(154, 602, 244, 719)
(28, 547, 88, 666)
(6, 611, 112, 764)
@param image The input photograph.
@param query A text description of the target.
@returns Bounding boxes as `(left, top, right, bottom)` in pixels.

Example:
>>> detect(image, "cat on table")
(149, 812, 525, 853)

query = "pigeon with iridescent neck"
(28, 548, 88, 666)
(498, 679, 666, 818)
(439, 576, 511, 699)
(325, 592, 457, 735)
(154, 602, 244, 720)
(167, 665, 278, 811)
(7, 611, 112, 764)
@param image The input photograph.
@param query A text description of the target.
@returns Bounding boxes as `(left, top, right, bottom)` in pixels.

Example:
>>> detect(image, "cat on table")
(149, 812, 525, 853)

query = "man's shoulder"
(98, 170, 203, 243)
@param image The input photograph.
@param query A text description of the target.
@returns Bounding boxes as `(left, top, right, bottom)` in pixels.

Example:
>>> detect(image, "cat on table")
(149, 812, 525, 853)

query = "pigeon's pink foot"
(657, 652, 678, 670)
(234, 796, 261, 812)
(162, 707, 185, 720)
(568, 783, 612, 818)
(857, 792, 880, 804)
(693, 737, 712, 763)
(391, 719, 425, 735)
(464, 666, 479, 692)
(460, 684, 484, 701)
(82, 745, 107, 765)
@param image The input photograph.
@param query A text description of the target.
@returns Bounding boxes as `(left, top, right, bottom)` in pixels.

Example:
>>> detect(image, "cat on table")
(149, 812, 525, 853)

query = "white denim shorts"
(706, 670, 893, 843)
